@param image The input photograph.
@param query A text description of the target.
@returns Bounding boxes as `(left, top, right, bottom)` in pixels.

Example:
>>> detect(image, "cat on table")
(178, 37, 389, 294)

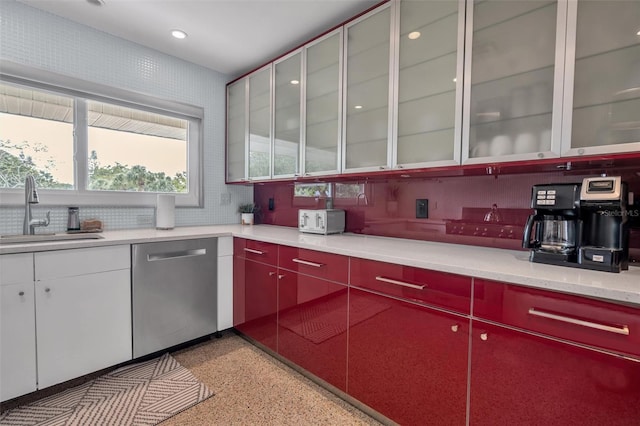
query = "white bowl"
(490, 135, 512, 156)
(513, 133, 538, 154)
(472, 140, 490, 157)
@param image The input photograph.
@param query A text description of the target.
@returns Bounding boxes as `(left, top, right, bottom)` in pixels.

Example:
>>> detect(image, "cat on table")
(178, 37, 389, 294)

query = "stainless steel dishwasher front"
(132, 238, 217, 358)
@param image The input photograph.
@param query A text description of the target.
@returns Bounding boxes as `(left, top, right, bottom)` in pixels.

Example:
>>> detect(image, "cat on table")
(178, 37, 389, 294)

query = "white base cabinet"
(34, 245, 132, 389)
(0, 253, 36, 401)
(35, 269, 131, 389)
(217, 237, 233, 330)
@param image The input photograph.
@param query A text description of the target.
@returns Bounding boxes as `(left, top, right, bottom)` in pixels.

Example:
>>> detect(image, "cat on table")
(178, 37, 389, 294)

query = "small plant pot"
(241, 213, 254, 225)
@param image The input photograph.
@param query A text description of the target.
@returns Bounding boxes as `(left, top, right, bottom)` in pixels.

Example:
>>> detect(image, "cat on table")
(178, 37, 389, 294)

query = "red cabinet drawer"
(474, 279, 640, 358)
(278, 245, 349, 284)
(233, 238, 278, 265)
(350, 257, 471, 314)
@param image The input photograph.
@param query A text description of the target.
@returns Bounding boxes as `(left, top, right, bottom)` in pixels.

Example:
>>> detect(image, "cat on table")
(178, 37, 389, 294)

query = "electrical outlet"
(220, 192, 231, 205)
(136, 215, 154, 226)
(416, 199, 428, 218)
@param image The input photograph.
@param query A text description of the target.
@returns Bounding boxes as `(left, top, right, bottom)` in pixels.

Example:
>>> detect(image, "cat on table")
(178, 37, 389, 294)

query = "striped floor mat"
(0, 353, 213, 426)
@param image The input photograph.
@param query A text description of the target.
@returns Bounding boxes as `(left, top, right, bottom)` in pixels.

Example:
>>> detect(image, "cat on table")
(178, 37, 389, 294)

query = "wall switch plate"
(416, 199, 428, 218)
(220, 192, 231, 205)
(268, 198, 274, 211)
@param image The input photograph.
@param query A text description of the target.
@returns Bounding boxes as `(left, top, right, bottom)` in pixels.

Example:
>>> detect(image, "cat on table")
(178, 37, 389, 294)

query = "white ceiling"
(17, 0, 379, 78)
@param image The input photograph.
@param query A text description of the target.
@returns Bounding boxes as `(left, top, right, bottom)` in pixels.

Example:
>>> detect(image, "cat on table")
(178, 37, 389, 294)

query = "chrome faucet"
(23, 175, 50, 235)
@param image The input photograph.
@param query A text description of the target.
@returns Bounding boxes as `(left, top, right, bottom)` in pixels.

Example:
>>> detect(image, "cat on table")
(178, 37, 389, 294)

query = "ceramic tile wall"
(0, 1, 252, 235)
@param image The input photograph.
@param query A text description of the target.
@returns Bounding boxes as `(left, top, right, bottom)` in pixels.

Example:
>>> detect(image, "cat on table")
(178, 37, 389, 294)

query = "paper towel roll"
(156, 194, 175, 229)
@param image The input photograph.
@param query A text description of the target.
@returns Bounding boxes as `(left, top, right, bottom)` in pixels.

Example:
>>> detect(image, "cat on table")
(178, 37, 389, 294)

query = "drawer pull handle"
(528, 308, 630, 336)
(278, 274, 286, 280)
(292, 258, 325, 268)
(244, 248, 264, 255)
(147, 249, 206, 261)
(19, 291, 25, 297)
(375, 276, 426, 290)
(268, 272, 276, 277)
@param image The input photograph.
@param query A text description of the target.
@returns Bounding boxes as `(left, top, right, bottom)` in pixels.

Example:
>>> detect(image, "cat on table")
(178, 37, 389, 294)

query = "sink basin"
(0, 233, 104, 244)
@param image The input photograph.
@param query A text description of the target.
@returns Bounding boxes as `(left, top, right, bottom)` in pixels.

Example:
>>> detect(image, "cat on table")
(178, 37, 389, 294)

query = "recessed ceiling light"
(171, 30, 188, 40)
(290, 80, 300, 85)
(86, 0, 105, 6)
(453, 78, 457, 83)
(408, 31, 421, 40)
(637, 30, 640, 36)
(354, 105, 363, 109)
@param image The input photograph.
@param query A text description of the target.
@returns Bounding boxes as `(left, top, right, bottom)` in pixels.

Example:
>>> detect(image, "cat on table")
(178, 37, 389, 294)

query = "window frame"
(0, 62, 203, 207)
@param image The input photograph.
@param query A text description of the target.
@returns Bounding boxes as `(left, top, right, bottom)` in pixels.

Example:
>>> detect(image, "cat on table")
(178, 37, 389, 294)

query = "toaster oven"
(298, 209, 345, 235)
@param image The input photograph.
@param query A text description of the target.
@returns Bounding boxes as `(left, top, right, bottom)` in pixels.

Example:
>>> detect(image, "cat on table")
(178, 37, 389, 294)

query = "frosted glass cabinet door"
(395, 0, 463, 167)
(227, 80, 247, 182)
(463, 0, 564, 164)
(343, 4, 393, 172)
(305, 30, 342, 175)
(562, 0, 640, 156)
(248, 66, 272, 180)
(274, 51, 302, 177)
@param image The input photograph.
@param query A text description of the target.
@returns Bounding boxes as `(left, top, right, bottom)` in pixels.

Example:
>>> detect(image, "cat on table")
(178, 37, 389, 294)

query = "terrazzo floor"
(162, 331, 383, 426)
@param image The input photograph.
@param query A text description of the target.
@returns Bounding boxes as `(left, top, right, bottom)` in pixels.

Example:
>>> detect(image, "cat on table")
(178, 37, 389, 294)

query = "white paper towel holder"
(156, 194, 175, 230)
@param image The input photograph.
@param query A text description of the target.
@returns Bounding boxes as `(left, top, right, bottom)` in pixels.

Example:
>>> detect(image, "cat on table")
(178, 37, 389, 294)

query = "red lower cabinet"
(277, 271, 348, 391)
(347, 287, 469, 425)
(233, 256, 278, 352)
(469, 320, 640, 426)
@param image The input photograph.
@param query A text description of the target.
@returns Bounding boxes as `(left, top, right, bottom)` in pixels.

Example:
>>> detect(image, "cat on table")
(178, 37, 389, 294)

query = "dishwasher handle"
(147, 248, 207, 262)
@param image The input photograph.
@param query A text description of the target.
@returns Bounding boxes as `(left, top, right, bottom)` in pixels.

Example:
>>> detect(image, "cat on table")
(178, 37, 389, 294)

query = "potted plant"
(238, 203, 259, 225)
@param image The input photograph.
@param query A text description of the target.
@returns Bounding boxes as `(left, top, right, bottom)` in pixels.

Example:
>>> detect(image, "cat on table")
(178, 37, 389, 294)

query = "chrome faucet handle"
(31, 211, 51, 228)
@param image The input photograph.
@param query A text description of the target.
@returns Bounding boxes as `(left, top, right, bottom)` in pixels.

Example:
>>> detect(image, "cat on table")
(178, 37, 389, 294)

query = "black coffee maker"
(523, 176, 630, 273)
(523, 183, 581, 266)
(578, 176, 629, 272)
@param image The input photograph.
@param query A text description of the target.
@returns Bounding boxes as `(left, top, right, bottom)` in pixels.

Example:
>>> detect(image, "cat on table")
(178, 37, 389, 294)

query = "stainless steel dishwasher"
(132, 238, 217, 358)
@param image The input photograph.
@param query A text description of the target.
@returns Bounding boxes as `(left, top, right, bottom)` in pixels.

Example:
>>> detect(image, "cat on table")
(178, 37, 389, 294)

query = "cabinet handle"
(292, 258, 325, 268)
(451, 324, 459, 333)
(19, 291, 25, 296)
(375, 276, 426, 290)
(147, 248, 206, 261)
(45, 288, 51, 293)
(528, 308, 629, 336)
(278, 274, 285, 279)
(480, 332, 488, 341)
(268, 272, 276, 277)
(244, 248, 264, 255)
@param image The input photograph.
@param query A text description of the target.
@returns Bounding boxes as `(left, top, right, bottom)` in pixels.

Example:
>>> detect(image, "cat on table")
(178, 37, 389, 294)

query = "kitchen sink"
(0, 233, 104, 244)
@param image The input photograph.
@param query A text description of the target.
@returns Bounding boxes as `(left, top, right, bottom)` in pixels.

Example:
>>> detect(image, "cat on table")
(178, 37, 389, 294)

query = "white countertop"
(2, 224, 639, 306)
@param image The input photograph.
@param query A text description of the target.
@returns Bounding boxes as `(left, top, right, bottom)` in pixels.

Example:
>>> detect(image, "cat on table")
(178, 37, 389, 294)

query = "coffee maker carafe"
(578, 176, 629, 272)
(523, 183, 581, 265)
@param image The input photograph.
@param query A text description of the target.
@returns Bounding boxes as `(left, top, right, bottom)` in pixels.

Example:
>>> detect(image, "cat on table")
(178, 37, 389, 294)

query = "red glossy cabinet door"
(277, 271, 348, 391)
(348, 288, 469, 425)
(470, 320, 640, 426)
(233, 256, 278, 352)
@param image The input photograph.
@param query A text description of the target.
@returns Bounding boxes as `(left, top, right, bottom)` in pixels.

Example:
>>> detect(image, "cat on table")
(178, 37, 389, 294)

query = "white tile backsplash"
(0, 1, 252, 235)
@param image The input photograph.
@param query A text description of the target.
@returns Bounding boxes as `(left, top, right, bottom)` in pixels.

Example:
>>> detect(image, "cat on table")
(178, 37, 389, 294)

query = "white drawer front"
(35, 245, 130, 280)
(0, 253, 34, 286)
(218, 236, 233, 257)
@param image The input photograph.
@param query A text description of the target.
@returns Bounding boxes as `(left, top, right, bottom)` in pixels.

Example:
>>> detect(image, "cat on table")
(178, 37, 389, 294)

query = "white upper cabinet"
(248, 65, 273, 180)
(561, 0, 640, 156)
(273, 51, 303, 178)
(304, 29, 343, 176)
(462, 0, 566, 164)
(394, 0, 465, 168)
(226, 80, 247, 182)
(343, 4, 394, 172)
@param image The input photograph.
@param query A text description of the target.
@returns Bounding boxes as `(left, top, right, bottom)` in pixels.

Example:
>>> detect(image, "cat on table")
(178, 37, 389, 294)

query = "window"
(0, 68, 202, 207)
